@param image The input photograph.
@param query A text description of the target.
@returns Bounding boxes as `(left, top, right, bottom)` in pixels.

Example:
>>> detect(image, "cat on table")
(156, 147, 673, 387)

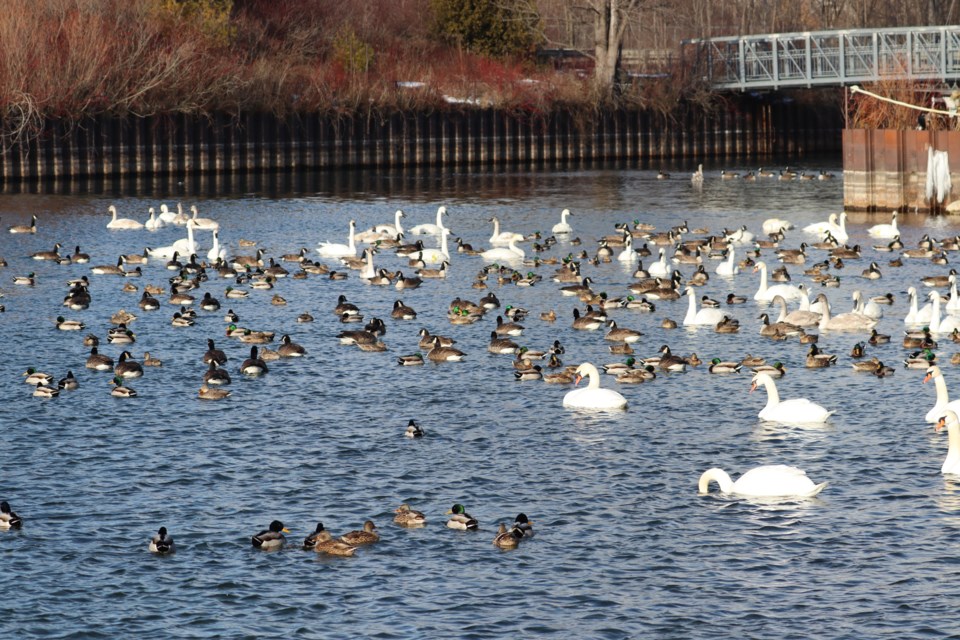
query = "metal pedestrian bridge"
(686, 26, 960, 91)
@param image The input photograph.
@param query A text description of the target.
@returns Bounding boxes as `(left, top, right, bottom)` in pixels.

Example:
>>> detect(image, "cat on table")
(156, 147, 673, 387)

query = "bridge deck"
(685, 26, 960, 91)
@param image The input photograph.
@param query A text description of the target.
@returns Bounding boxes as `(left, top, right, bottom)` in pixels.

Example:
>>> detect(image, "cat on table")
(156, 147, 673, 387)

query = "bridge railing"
(685, 26, 960, 91)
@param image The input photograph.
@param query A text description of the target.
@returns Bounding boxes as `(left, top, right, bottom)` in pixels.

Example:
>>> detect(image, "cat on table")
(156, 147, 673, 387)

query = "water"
(2, 162, 960, 638)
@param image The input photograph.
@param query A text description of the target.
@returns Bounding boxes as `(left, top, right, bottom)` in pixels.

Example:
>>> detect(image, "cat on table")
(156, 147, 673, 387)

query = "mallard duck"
(869, 329, 891, 345)
(616, 366, 654, 383)
(340, 520, 379, 545)
(0, 501, 22, 529)
(198, 384, 231, 400)
(715, 316, 740, 333)
(296, 312, 314, 323)
(540, 310, 556, 322)
(852, 357, 881, 372)
(23, 368, 53, 386)
(603, 357, 635, 375)
(115, 351, 143, 379)
(873, 361, 896, 377)
(851, 342, 866, 358)
(404, 419, 424, 437)
(149, 526, 175, 554)
(13, 272, 35, 286)
(240, 346, 268, 375)
(313, 529, 357, 556)
(493, 523, 522, 549)
(397, 353, 425, 366)
(303, 522, 326, 549)
(393, 504, 427, 527)
(514, 365, 543, 381)
(251, 520, 289, 549)
(58, 371, 79, 390)
(239, 329, 274, 344)
(709, 358, 742, 373)
(171, 312, 195, 327)
(511, 513, 535, 539)
(904, 349, 937, 369)
(751, 362, 786, 378)
(33, 384, 59, 398)
(726, 293, 747, 304)
(86, 348, 113, 371)
(806, 344, 837, 368)
(110, 376, 137, 397)
(544, 369, 576, 384)
(446, 503, 478, 530)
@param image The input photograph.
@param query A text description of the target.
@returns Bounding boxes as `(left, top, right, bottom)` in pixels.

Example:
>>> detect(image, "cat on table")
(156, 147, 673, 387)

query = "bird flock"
(2, 174, 960, 554)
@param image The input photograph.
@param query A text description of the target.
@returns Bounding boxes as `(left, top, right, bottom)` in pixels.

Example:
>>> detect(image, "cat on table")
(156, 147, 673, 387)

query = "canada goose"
(239, 346, 268, 375)
(571, 308, 602, 331)
(202, 360, 231, 386)
(277, 334, 306, 357)
(391, 300, 417, 320)
(31, 243, 62, 261)
(8, 215, 36, 234)
(427, 337, 466, 362)
(604, 320, 642, 343)
(114, 351, 143, 379)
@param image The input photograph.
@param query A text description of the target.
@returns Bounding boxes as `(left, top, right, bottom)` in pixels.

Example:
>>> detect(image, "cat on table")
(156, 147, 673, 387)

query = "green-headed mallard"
(110, 375, 137, 397)
(852, 357, 881, 372)
(23, 368, 53, 386)
(56, 316, 84, 331)
(709, 358, 742, 374)
(752, 362, 786, 378)
(339, 520, 379, 545)
(252, 520, 289, 549)
(511, 513, 535, 539)
(397, 353, 424, 366)
(149, 526, 175, 554)
(0, 501, 22, 529)
(446, 503, 478, 530)
(394, 504, 427, 527)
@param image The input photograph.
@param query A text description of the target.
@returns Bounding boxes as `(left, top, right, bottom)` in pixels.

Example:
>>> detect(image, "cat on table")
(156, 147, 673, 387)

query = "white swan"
(648, 248, 669, 277)
(753, 262, 802, 301)
(144, 207, 165, 230)
(868, 212, 898, 239)
(414, 228, 452, 264)
(853, 290, 883, 320)
(189, 205, 219, 231)
(724, 225, 755, 246)
(359, 247, 376, 280)
(762, 218, 794, 235)
(816, 293, 877, 331)
(480, 236, 524, 262)
(750, 372, 833, 423)
(698, 465, 827, 498)
(923, 366, 960, 423)
(106, 205, 144, 230)
(773, 295, 820, 327)
(936, 409, 960, 474)
(803, 213, 837, 236)
(947, 275, 960, 313)
(563, 363, 627, 410)
(157, 203, 177, 224)
(356, 209, 405, 243)
(616, 232, 638, 263)
(926, 291, 960, 334)
(715, 247, 739, 276)
(552, 208, 573, 234)
(409, 206, 448, 235)
(905, 286, 934, 325)
(149, 220, 199, 259)
(828, 211, 849, 244)
(318, 220, 357, 258)
(207, 229, 226, 262)
(169, 203, 190, 226)
(489, 216, 524, 246)
(684, 287, 725, 326)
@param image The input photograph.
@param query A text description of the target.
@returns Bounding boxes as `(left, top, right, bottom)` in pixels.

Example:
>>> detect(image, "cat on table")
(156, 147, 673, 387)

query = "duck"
(750, 372, 833, 423)
(403, 419, 424, 437)
(340, 520, 379, 545)
(55, 316, 85, 331)
(23, 368, 53, 386)
(552, 208, 573, 234)
(58, 370, 79, 390)
(110, 375, 137, 398)
(0, 501, 22, 529)
(13, 272, 35, 286)
(313, 529, 358, 556)
(805, 344, 837, 368)
(251, 520, 289, 549)
(752, 362, 786, 378)
(394, 504, 427, 527)
(148, 527, 175, 554)
(198, 384, 231, 400)
(563, 362, 628, 410)
(302, 522, 327, 550)
(240, 346, 269, 375)
(698, 465, 827, 498)
(708, 358, 742, 374)
(446, 503, 479, 530)
(493, 523, 522, 549)
(106, 205, 144, 230)
(33, 384, 59, 398)
(317, 219, 357, 258)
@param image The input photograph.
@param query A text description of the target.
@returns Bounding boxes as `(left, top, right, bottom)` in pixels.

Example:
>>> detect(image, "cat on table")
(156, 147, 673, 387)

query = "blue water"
(2, 163, 960, 638)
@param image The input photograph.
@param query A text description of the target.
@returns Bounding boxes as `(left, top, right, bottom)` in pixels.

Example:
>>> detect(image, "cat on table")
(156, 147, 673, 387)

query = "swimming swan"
(149, 220, 199, 259)
(816, 293, 877, 332)
(106, 205, 144, 230)
(563, 362, 627, 410)
(552, 208, 573, 234)
(648, 248, 669, 277)
(936, 409, 960, 474)
(489, 216, 524, 246)
(715, 247, 739, 276)
(684, 287, 726, 326)
(356, 209, 405, 243)
(414, 228, 452, 264)
(698, 465, 828, 497)
(750, 372, 833, 423)
(318, 220, 357, 258)
(922, 365, 960, 423)
(480, 236, 524, 262)
(144, 207, 165, 230)
(803, 213, 837, 236)
(868, 212, 898, 239)
(409, 206, 448, 235)
(904, 286, 934, 325)
(753, 262, 802, 302)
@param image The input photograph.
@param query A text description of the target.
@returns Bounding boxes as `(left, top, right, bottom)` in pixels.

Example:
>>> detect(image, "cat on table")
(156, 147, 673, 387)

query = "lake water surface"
(2, 162, 960, 638)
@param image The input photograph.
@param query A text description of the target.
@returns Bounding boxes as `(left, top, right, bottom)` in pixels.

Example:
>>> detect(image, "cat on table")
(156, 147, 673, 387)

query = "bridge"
(686, 26, 960, 91)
